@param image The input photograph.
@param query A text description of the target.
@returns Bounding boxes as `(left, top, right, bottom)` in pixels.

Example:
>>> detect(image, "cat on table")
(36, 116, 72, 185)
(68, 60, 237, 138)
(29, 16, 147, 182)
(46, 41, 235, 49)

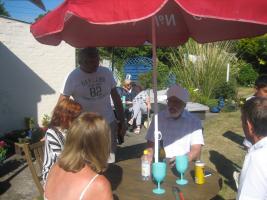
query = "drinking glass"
(175, 155, 188, 185)
(152, 162, 167, 194)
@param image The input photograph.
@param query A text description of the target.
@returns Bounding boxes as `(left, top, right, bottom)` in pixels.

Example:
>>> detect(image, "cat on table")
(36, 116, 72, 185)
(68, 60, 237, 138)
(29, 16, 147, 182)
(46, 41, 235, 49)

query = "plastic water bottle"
(141, 149, 151, 181)
(121, 95, 126, 110)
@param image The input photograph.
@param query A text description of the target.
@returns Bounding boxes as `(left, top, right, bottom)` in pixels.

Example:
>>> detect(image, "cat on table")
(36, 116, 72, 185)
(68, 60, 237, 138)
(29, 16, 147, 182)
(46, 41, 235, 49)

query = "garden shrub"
(237, 62, 258, 86)
(138, 61, 169, 90)
(212, 81, 237, 100)
(204, 98, 219, 108)
(222, 99, 238, 112)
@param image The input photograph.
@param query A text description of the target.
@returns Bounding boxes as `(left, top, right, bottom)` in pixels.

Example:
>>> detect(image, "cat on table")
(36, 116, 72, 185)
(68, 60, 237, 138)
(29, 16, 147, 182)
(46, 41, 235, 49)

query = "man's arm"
(188, 126, 204, 162)
(111, 88, 126, 137)
(188, 144, 202, 162)
(169, 145, 202, 167)
(111, 88, 125, 123)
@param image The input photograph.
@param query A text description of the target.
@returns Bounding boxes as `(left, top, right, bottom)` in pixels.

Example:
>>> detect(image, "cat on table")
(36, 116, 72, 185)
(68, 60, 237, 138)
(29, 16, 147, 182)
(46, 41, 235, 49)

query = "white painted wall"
(0, 17, 75, 134)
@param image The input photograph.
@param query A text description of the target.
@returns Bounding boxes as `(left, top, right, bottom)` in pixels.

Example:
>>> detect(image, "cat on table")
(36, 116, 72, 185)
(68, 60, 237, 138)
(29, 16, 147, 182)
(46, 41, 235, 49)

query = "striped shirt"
(42, 127, 65, 182)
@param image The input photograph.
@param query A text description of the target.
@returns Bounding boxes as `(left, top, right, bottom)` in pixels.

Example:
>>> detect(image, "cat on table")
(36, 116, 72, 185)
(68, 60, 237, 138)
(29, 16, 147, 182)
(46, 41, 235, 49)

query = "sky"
(2, 0, 64, 23)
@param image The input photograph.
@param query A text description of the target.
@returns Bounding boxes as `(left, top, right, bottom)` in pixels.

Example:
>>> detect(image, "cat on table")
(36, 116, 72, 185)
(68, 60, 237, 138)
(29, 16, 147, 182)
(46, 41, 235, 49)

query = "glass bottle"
(159, 140, 166, 162)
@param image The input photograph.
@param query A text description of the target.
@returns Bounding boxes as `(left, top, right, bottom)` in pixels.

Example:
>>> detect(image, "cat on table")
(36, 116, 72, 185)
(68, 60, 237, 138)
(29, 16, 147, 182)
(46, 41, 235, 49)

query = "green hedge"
(237, 62, 258, 86)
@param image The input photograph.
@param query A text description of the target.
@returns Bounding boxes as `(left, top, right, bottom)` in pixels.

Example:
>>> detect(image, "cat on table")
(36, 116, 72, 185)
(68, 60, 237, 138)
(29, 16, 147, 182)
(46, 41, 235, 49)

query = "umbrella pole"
(152, 16, 159, 163)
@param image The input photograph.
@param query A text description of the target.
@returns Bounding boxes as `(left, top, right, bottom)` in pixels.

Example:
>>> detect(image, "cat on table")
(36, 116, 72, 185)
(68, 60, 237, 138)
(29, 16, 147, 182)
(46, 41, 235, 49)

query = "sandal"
(134, 127, 141, 134)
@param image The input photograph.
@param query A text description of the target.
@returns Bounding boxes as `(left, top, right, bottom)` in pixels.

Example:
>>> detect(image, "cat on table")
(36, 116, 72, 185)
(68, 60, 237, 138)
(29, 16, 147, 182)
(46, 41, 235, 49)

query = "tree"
(34, 11, 50, 22)
(99, 47, 172, 86)
(234, 35, 267, 74)
(0, 0, 10, 17)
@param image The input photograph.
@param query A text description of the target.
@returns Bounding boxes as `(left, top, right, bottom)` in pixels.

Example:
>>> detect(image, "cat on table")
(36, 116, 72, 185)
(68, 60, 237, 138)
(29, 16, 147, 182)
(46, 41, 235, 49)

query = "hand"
(126, 101, 133, 105)
(169, 157, 176, 167)
(117, 121, 126, 144)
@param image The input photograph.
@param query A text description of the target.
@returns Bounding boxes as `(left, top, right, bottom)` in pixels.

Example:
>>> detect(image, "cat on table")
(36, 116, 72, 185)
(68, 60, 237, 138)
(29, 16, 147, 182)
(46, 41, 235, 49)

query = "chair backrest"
(21, 141, 45, 196)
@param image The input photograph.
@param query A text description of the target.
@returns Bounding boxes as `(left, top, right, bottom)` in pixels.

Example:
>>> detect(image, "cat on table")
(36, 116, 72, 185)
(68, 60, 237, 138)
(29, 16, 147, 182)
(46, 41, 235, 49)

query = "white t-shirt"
(146, 109, 204, 158)
(61, 66, 116, 123)
(237, 137, 267, 200)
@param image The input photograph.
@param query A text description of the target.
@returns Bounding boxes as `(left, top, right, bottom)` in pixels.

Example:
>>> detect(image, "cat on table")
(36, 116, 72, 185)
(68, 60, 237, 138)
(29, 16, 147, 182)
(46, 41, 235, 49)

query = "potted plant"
(41, 114, 51, 132)
(0, 140, 7, 165)
(25, 117, 35, 130)
(25, 117, 35, 139)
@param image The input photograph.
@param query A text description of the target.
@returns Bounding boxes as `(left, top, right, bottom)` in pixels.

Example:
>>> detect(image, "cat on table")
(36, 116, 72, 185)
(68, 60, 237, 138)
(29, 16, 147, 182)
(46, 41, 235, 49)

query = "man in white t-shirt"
(237, 97, 267, 200)
(58, 47, 126, 163)
(146, 84, 204, 163)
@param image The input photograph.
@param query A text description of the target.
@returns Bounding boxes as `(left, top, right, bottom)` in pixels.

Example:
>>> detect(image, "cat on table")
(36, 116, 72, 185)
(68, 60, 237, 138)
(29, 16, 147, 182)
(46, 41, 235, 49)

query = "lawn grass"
(202, 87, 253, 199)
(203, 111, 246, 199)
(237, 87, 254, 98)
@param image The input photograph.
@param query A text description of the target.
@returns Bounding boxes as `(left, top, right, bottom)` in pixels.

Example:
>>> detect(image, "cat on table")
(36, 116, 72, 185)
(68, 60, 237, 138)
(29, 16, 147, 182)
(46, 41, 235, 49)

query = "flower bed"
(0, 140, 7, 164)
(0, 128, 45, 160)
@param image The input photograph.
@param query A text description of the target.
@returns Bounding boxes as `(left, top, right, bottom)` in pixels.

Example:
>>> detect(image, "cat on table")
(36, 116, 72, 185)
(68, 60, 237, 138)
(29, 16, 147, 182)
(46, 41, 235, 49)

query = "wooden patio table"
(104, 158, 222, 200)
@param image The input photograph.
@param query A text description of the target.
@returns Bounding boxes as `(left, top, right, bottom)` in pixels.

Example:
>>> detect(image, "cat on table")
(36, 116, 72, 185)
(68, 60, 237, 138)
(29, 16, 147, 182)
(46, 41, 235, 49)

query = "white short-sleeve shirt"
(146, 109, 204, 158)
(61, 66, 116, 123)
(237, 137, 267, 200)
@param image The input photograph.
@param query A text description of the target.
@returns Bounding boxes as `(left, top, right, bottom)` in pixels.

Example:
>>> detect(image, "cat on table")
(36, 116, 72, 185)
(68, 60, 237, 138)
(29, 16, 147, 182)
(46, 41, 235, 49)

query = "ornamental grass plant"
(168, 40, 239, 104)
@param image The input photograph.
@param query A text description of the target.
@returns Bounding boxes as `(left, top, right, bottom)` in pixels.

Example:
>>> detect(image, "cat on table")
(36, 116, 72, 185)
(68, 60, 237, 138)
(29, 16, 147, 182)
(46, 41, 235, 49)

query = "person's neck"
(253, 135, 266, 144)
(80, 66, 97, 74)
(170, 113, 182, 120)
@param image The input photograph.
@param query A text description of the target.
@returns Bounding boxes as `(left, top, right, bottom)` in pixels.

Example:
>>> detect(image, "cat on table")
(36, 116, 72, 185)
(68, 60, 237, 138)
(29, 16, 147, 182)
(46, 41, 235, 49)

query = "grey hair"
(242, 97, 267, 137)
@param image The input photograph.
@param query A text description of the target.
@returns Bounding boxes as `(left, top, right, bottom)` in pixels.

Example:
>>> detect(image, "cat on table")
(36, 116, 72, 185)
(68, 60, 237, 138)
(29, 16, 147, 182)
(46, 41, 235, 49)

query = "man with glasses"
(146, 84, 204, 164)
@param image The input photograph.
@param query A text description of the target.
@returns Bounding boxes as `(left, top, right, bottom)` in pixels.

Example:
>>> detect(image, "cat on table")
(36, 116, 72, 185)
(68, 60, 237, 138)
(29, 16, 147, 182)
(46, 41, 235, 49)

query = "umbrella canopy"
(30, 0, 267, 162)
(31, 0, 267, 47)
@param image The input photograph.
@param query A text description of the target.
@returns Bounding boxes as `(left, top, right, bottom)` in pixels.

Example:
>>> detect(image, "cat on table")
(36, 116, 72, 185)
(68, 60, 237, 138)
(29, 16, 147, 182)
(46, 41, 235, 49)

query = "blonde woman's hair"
(123, 79, 131, 87)
(58, 112, 111, 173)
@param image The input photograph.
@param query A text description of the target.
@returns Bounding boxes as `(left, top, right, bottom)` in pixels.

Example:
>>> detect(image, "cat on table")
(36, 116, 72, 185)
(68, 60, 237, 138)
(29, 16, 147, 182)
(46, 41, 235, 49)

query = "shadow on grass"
(210, 195, 225, 200)
(209, 150, 240, 192)
(223, 131, 244, 146)
(116, 142, 146, 162)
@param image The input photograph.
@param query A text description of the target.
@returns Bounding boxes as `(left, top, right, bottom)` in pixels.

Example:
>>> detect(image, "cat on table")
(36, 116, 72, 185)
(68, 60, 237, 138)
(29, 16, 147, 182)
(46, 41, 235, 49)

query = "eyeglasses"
(166, 98, 185, 105)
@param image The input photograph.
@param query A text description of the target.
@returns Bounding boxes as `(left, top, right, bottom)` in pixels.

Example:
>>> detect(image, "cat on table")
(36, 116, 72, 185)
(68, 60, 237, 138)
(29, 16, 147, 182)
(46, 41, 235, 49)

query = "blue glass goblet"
(175, 155, 188, 185)
(152, 162, 167, 194)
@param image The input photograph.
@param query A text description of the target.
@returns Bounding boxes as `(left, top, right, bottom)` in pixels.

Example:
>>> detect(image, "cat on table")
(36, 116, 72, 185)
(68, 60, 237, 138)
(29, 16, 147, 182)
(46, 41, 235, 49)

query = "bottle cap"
(143, 149, 149, 155)
(195, 160, 205, 166)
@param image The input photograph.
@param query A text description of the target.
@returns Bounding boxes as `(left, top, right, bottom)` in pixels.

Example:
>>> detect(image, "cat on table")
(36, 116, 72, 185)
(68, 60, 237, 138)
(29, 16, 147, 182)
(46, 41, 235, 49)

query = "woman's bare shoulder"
(84, 175, 113, 200)
(94, 175, 112, 191)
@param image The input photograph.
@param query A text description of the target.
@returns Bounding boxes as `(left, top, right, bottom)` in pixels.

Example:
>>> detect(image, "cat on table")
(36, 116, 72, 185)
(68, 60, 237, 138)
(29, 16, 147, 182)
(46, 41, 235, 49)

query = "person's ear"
(246, 119, 255, 135)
